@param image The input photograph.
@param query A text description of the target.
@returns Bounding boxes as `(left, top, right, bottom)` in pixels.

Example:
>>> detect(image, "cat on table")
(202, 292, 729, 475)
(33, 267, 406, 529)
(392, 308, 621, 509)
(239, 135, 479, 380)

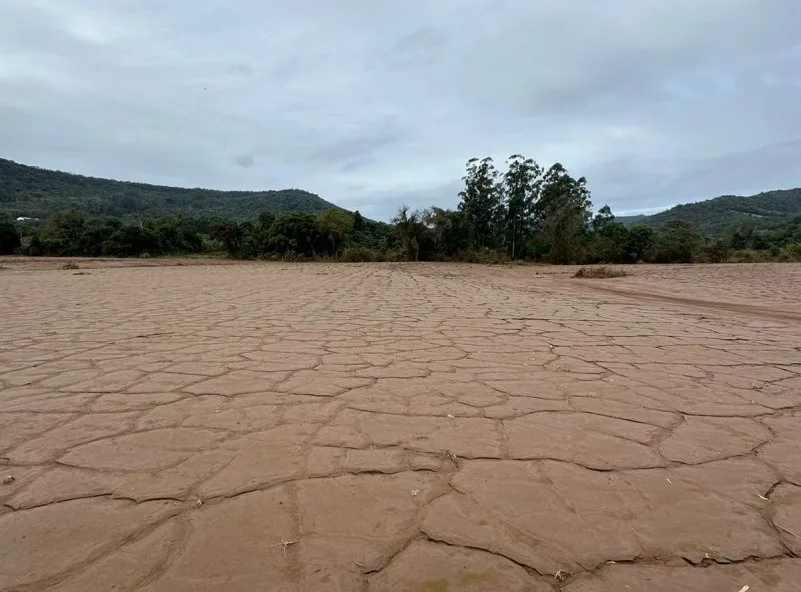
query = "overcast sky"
(2, 1, 800, 220)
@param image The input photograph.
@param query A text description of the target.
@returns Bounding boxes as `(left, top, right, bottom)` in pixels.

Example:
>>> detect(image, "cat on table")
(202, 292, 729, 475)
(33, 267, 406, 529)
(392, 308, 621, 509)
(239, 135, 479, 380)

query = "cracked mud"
(1, 259, 800, 591)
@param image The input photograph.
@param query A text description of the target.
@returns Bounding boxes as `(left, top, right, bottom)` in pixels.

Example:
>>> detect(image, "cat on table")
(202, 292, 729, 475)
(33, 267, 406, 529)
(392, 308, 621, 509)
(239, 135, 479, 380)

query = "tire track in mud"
(554, 279, 801, 323)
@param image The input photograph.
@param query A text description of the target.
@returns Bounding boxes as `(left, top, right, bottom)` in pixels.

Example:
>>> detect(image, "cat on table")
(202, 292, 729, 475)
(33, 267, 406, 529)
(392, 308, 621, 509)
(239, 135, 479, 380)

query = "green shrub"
(573, 265, 629, 279)
(727, 250, 769, 263)
(339, 247, 383, 262)
(781, 243, 801, 261)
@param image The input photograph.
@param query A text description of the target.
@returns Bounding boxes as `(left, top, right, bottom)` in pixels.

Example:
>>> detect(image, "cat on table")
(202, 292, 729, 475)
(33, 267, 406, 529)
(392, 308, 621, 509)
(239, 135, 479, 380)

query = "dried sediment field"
(1, 261, 800, 591)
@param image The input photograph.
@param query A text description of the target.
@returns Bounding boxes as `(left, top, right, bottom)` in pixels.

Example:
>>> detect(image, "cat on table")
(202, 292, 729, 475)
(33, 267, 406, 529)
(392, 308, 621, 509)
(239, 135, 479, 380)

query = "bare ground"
(1, 261, 800, 591)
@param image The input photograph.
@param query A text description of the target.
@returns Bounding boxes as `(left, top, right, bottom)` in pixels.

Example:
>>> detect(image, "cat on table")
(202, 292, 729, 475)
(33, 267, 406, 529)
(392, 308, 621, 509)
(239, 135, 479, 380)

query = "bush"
(702, 238, 729, 263)
(448, 249, 510, 264)
(781, 243, 801, 261)
(339, 247, 383, 262)
(451, 249, 484, 263)
(727, 249, 769, 263)
(573, 265, 629, 279)
(382, 249, 404, 262)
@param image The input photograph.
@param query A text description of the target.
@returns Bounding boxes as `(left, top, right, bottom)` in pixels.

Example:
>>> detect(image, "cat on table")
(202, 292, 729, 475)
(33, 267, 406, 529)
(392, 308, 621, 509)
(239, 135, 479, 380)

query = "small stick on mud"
(775, 523, 801, 539)
(268, 538, 298, 558)
(133, 332, 173, 339)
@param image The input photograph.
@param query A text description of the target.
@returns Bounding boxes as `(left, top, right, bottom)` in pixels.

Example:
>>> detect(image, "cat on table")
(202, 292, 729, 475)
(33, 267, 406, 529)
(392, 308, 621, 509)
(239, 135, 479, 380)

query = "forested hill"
(618, 188, 801, 235)
(0, 158, 341, 220)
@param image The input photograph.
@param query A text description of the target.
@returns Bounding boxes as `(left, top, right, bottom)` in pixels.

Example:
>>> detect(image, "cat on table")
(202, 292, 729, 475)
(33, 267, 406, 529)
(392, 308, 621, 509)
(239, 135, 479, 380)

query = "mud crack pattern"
(1, 260, 800, 591)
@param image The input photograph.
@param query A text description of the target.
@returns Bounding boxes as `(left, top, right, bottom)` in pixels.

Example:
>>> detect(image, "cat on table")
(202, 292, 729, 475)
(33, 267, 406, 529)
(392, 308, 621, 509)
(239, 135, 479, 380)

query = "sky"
(2, 1, 800, 221)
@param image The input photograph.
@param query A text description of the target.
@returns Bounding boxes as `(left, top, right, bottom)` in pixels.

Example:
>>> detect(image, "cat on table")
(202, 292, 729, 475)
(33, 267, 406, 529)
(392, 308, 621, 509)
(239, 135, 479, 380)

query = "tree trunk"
(511, 219, 516, 259)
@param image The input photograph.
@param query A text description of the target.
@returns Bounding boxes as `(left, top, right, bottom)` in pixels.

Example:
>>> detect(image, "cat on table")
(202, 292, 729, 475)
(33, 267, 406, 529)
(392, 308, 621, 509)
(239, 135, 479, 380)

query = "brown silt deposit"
(1, 259, 800, 590)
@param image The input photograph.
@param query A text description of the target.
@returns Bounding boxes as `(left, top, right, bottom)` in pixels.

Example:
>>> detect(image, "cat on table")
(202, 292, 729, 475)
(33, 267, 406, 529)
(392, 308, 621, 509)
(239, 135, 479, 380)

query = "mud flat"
(1, 261, 800, 591)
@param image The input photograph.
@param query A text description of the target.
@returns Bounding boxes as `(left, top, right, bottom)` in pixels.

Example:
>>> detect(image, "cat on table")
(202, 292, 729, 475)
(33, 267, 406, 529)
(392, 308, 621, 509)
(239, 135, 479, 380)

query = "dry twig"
(775, 523, 801, 539)
(268, 538, 298, 558)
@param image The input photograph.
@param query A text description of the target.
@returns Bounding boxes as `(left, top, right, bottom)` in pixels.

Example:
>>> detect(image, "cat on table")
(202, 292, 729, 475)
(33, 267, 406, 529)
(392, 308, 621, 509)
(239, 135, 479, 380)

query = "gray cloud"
(234, 154, 255, 169)
(2, 0, 800, 220)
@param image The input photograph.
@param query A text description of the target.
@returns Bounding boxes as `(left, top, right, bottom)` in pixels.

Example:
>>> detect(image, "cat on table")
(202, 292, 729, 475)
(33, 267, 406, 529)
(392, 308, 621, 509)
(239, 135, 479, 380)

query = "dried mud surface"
(1, 261, 800, 591)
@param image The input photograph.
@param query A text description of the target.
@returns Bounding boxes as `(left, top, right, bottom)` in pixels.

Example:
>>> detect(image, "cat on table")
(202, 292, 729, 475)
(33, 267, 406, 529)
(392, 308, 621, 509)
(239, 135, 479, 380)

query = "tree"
(651, 221, 700, 263)
(589, 205, 627, 262)
(210, 220, 243, 257)
(0, 212, 21, 255)
(352, 211, 365, 231)
(39, 211, 87, 255)
(723, 219, 757, 250)
(236, 221, 263, 259)
(458, 158, 502, 250)
(258, 211, 276, 233)
(503, 155, 542, 258)
(147, 216, 201, 254)
(79, 217, 122, 256)
(422, 207, 471, 258)
(535, 163, 592, 264)
(102, 225, 159, 257)
(703, 236, 730, 262)
(316, 209, 354, 256)
(269, 212, 321, 257)
(594, 224, 629, 263)
(179, 214, 222, 235)
(393, 206, 424, 261)
(625, 225, 654, 262)
(592, 205, 615, 231)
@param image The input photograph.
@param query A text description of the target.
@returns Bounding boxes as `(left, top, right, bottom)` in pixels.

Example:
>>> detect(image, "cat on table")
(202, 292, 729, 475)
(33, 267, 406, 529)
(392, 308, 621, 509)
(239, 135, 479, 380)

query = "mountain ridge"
(0, 158, 341, 220)
(615, 188, 801, 234)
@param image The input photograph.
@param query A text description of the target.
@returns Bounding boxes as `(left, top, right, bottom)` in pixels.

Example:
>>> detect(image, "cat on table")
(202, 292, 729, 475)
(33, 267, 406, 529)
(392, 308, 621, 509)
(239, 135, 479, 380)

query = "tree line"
(0, 209, 393, 260)
(390, 156, 801, 264)
(2, 156, 800, 263)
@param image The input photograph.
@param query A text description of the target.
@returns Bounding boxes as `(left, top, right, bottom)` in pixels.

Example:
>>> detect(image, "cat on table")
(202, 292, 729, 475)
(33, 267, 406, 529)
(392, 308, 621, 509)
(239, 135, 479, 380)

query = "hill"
(615, 214, 646, 226)
(0, 158, 341, 220)
(618, 189, 801, 235)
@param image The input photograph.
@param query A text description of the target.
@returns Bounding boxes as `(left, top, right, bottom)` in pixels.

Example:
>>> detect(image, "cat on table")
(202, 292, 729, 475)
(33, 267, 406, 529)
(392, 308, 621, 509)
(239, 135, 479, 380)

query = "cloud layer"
(2, 0, 800, 219)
